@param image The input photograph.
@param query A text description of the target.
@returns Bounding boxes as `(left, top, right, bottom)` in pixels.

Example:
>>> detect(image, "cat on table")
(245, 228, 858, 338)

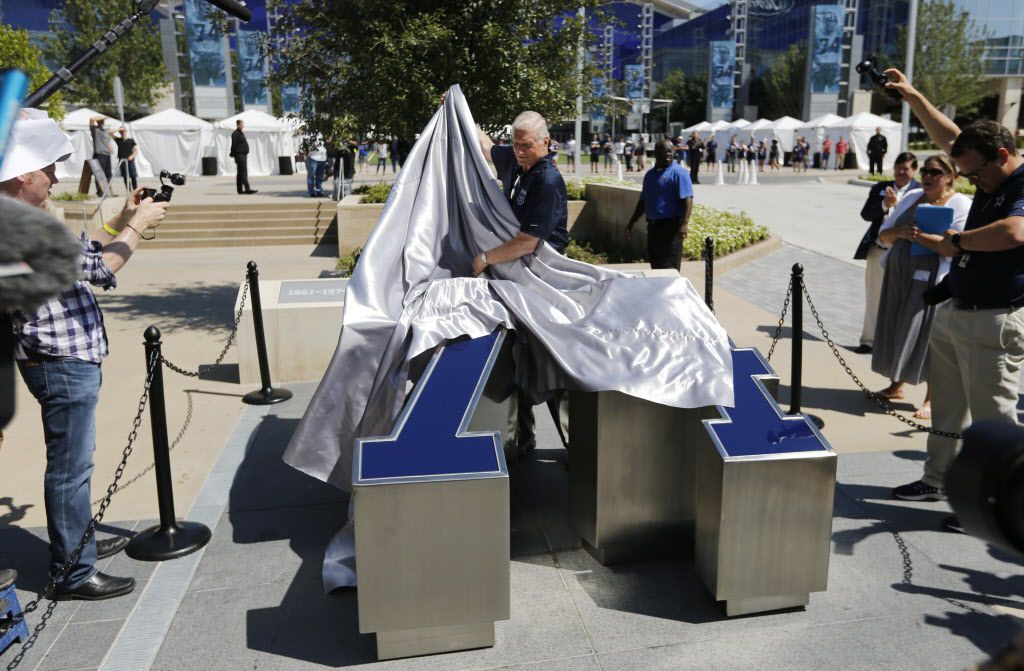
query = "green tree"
(757, 43, 806, 119)
(655, 69, 706, 125)
(893, 0, 990, 115)
(0, 24, 63, 120)
(43, 0, 167, 117)
(269, 0, 607, 139)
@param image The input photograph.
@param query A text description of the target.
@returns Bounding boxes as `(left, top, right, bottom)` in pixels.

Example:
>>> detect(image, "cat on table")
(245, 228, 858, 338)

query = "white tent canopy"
(214, 110, 287, 177)
(726, 119, 753, 145)
(709, 119, 734, 161)
(683, 121, 713, 142)
(749, 118, 775, 146)
(128, 108, 214, 178)
(771, 116, 803, 152)
(823, 112, 903, 171)
(794, 113, 844, 151)
(57, 108, 125, 181)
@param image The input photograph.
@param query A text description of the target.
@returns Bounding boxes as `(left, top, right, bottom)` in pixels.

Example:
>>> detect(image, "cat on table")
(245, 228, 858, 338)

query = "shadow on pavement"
(101, 282, 240, 332)
(0, 497, 47, 593)
(229, 414, 375, 667)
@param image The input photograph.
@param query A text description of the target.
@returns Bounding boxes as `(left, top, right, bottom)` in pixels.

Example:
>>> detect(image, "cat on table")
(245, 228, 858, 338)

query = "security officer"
(624, 139, 693, 271)
(885, 69, 1024, 534)
(474, 110, 569, 452)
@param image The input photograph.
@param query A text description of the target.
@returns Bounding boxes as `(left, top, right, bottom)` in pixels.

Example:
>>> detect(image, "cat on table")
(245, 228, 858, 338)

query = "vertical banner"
(810, 5, 843, 93)
(625, 64, 644, 100)
(281, 85, 300, 114)
(184, 0, 230, 118)
(707, 41, 735, 120)
(590, 76, 606, 134)
(238, 31, 270, 113)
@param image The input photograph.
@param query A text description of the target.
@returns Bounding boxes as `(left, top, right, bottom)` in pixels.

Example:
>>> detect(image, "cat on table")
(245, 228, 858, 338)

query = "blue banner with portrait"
(810, 5, 843, 94)
(590, 76, 606, 132)
(708, 41, 735, 112)
(238, 31, 270, 112)
(184, 0, 229, 118)
(625, 64, 644, 99)
(281, 85, 300, 114)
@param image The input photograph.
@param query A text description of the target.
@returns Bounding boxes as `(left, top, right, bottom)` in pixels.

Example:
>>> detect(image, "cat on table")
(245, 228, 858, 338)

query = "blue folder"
(911, 205, 954, 256)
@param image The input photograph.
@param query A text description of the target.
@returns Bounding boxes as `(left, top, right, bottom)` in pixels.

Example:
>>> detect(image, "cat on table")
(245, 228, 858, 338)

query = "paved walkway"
(3, 180, 1022, 670)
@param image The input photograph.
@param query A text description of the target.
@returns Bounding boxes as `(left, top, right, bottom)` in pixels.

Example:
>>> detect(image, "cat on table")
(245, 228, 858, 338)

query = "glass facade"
(963, 0, 1024, 75)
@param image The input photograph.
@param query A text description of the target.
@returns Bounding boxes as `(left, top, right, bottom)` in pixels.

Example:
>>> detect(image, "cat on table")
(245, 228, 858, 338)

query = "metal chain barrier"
(162, 280, 249, 378)
(798, 282, 962, 440)
(5, 350, 158, 671)
(765, 280, 792, 363)
(89, 389, 194, 507)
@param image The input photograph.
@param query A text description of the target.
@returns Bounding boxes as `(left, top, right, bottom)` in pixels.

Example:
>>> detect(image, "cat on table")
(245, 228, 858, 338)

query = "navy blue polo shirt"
(642, 162, 693, 220)
(948, 163, 1024, 306)
(492, 145, 569, 252)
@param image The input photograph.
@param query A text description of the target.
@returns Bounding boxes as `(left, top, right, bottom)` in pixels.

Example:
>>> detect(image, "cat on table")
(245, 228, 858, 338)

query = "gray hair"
(511, 111, 549, 141)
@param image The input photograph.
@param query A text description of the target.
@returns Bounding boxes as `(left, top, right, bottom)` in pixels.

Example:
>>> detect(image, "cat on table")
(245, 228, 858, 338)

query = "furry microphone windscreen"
(0, 197, 82, 311)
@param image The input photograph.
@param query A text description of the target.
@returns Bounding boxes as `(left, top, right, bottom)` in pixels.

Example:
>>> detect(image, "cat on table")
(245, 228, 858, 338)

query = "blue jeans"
(306, 158, 325, 195)
(18, 357, 102, 589)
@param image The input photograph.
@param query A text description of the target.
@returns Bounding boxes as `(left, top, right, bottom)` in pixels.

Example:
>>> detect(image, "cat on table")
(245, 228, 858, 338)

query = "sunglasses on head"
(919, 167, 949, 177)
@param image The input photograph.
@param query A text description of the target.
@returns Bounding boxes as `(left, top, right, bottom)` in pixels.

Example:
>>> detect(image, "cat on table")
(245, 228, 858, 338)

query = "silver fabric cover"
(283, 85, 734, 491)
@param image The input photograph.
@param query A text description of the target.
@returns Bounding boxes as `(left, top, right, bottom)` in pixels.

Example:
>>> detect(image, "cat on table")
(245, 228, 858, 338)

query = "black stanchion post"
(786, 264, 825, 429)
(242, 261, 293, 405)
(789, 264, 804, 415)
(703, 236, 715, 312)
(126, 326, 211, 561)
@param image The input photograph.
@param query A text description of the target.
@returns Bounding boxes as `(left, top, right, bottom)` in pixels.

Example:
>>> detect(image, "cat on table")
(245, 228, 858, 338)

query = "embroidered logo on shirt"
(516, 189, 527, 206)
(994, 194, 1006, 209)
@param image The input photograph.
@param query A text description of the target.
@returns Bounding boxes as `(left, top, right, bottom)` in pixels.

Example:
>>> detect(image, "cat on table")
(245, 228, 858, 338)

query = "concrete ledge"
(847, 178, 876, 187)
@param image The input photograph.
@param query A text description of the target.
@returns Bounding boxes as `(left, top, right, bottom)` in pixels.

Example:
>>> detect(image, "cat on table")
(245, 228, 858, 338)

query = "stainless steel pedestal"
(353, 331, 514, 660)
(696, 348, 836, 616)
(569, 390, 711, 564)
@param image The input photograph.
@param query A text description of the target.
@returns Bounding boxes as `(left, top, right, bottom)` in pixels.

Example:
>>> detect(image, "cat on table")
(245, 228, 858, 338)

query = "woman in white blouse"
(871, 154, 971, 419)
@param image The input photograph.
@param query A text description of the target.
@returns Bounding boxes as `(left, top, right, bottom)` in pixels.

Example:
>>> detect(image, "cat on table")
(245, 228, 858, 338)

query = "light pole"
(900, 0, 919, 151)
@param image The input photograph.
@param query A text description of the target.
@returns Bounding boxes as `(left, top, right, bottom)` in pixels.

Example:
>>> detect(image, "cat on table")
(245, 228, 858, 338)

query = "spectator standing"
(624, 139, 634, 173)
(2, 115, 170, 600)
(867, 127, 888, 175)
(88, 117, 114, 196)
(589, 134, 600, 173)
(375, 140, 389, 174)
(769, 139, 781, 171)
(871, 154, 969, 419)
(726, 136, 738, 173)
(635, 135, 647, 172)
(883, 69, 1024, 534)
(625, 139, 694, 271)
(306, 134, 327, 197)
(792, 138, 805, 173)
(614, 137, 625, 169)
(113, 127, 138, 191)
(705, 137, 718, 169)
(853, 152, 919, 354)
(603, 136, 613, 173)
(230, 120, 256, 194)
(565, 137, 576, 171)
(687, 131, 703, 184)
(358, 142, 369, 172)
(836, 136, 849, 170)
(821, 137, 833, 170)
(550, 138, 560, 171)
(757, 141, 768, 171)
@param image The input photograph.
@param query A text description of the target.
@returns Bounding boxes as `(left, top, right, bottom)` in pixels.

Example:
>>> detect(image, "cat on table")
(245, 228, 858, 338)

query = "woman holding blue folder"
(871, 155, 971, 418)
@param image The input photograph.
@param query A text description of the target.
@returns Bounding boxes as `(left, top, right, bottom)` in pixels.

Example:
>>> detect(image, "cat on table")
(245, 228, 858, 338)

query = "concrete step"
(159, 222, 323, 232)
(163, 210, 328, 223)
(154, 226, 330, 240)
(168, 203, 326, 215)
(138, 233, 336, 249)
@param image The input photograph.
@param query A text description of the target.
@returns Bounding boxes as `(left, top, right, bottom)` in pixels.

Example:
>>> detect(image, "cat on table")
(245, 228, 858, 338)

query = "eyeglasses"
(958, 159, 991, 181)
(919, 167, 949, 178)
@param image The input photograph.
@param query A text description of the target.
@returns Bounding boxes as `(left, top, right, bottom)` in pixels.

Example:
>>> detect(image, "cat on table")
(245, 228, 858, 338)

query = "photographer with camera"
(882, 69, 1024, 534)
(1, 113, 169, 600)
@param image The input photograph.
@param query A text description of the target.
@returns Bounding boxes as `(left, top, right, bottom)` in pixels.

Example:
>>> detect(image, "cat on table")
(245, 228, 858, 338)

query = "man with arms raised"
(2, 114, 169, 600)
(885, 70, 1024, 534)
(474, 111, 570, 452)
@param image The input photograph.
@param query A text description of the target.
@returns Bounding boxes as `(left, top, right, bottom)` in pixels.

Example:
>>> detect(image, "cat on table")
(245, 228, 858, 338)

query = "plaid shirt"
(12, 232, 117, 363)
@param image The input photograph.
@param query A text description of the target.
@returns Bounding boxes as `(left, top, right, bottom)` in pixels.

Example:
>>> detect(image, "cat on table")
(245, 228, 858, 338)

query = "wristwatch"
(479, 252, 489, 266)
(951, 233, 964, 252)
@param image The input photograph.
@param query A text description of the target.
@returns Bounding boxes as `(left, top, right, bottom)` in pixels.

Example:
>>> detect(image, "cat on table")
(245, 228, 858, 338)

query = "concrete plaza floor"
(2, 176, 1022, 670)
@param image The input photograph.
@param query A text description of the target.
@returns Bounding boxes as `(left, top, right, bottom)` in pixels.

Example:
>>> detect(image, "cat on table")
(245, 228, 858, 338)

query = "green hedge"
(859, 172, 976, 195)
(51, 191, 94, 202)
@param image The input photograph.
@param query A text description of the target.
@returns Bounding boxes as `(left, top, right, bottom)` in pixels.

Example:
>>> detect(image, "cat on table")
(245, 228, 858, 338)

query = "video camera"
(140, 170, 186, 203)
(854, 56, 903, 102)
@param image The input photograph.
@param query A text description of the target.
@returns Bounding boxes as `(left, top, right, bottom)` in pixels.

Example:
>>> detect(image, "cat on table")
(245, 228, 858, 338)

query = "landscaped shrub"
(859, 172, 976, 195)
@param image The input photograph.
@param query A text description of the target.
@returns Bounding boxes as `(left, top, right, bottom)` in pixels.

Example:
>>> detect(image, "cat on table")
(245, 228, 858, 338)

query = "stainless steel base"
(569, 390, 711, 564)
(726, 593, 809, 617)
(375, 616, 495, 660)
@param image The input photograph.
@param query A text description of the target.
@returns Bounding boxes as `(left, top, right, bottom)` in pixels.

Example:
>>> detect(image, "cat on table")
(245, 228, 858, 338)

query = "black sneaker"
(892, 480, 946, 501)
(942, 515, 965, 534)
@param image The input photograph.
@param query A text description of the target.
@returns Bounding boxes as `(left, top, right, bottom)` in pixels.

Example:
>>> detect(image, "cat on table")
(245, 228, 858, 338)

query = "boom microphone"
(0, 198, 81, 311)
(202, 0, 254, 22)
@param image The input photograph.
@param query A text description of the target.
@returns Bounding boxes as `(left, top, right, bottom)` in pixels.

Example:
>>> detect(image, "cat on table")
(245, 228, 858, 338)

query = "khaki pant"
(923, 303, 1024, 487)
(860, 245, 887, 346)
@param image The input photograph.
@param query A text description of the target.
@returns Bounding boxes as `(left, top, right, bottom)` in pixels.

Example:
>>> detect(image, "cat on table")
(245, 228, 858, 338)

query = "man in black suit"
(867, 127, 888, 175)
(853, 151, 918, 353)
(230, 120, 257, 194)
